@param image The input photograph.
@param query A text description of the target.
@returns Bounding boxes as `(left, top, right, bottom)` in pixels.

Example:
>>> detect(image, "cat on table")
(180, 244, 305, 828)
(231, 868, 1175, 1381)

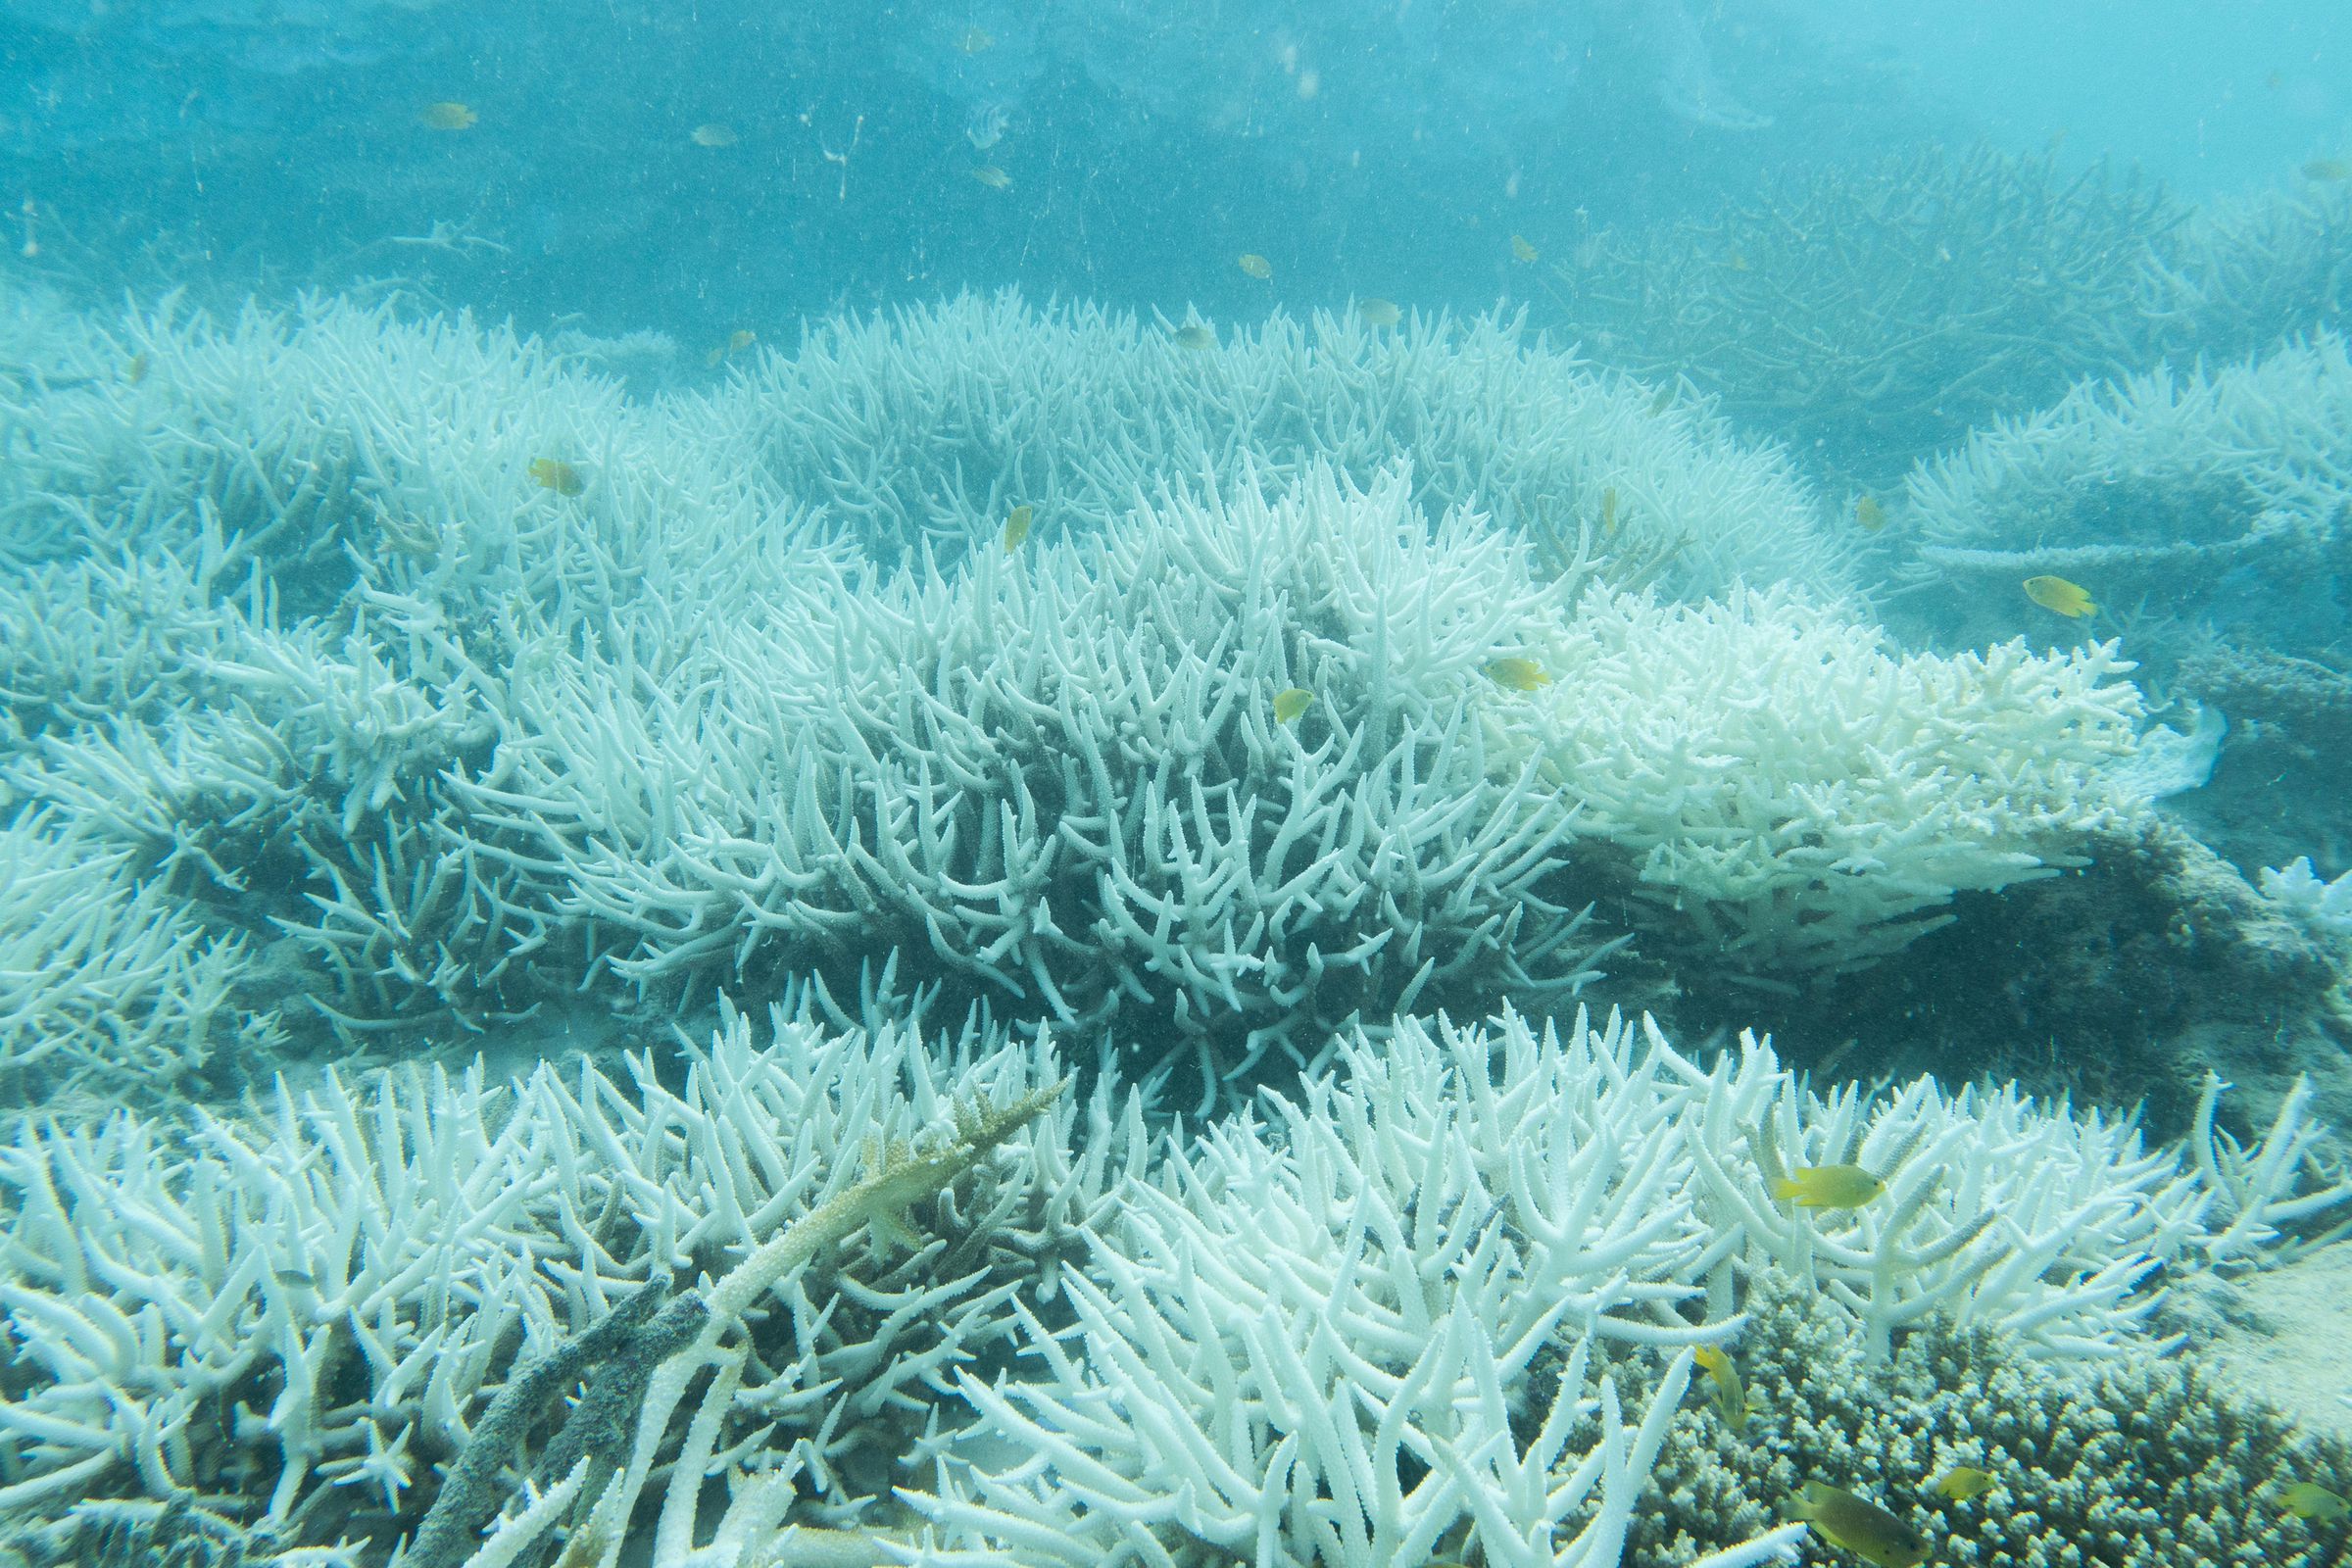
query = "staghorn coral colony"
(1, 195, 2351, 1568)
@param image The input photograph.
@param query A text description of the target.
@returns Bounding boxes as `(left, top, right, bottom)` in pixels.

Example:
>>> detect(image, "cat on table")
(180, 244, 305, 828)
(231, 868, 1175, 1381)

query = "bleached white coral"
(0, 1004, 1117, 1552)
(464, 465, 1614, 1080)
(900, 1005, 2327, 1568)
(693, 289, 1850, 600)
(1496, 585, 2146, 975)
(0, 810, 263, 1100)
(1903, 329, 2352, 645)
(1, 1001, 2333, 1567)
(2259, 854, 2352, 935)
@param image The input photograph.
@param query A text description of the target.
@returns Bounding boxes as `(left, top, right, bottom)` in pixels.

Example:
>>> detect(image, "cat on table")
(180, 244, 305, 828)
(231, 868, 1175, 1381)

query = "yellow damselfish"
(419, 102, 478, 131)
(1771, 1163, 1886, 1209)
(1787, 1482, 1929, 1568)
(970, 165, 1013, 190)
(527, 459, 585, 497)
(691, 123, 740, 147)
(1238, 253, 1273, 279)
(1691, 1346, 1747, 1433)
(1173, 324, 1216, 351)
(1933, 1466, 1997, 1501)
(1482, 657, 1551, 692)
(1510, 233, 1540, 263)
(1357, 297, 1402, 328)
(1002, 505, 1033, 551)
(2280, 1481, 2347, 1521)
(2023, 574, 2096, 617)
(1855, 495, 1886, 532)
(1273, 688, 1314, 724)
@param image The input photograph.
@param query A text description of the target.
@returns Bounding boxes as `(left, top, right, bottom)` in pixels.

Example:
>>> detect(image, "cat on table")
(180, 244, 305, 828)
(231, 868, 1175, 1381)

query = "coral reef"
(1903, 329, 2352, 666)
(697, 289, 1851, 598)
(907, 1008, 2345, 1567)
(1499, 585, 2147, 979)
(2147, 182, 2352, 368)
(1715, 818, 2352, 1137)
(5, 1004, 2340, 1566)
(1591, 1276, 2352, 1568)
(1550, 146, 2182, 486)
(0, 1004, 1126, 1559)
(465, 466, 1615, 1084)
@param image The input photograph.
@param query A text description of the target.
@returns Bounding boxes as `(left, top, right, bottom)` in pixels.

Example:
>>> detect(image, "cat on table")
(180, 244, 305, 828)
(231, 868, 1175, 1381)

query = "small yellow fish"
(970, 165, 1013, 190)
(1726, 250, 1751, 271)
(1510, 233, 1539, 263)
(1933, 1466, 1996, 1502)
(418, 101, 477, 131)
(1599, 486, 1619, 537)
(1855, 495, 1886, 533)
(1357, 297, 1402, 329)
(125, 352, 149, 385)
(691, 123, 740, 148)
(2280, 1482, 2348, 1521)
(957, 24, 997, 54)
(527, 458, 585, 497)
(2022, 574, 2096, 618)
(1238, 253, 1273, 280)
(1273, 688, 1314, 724)
(727, 328, 757, 354)
(2301, 158, 2352, 182)
(1173, 324, 1216, 351)
(1482, 657, 1551, 692)
(1691, 1346, 1747, 1433)
(1786, 1483, 1929, 1568)
(1002, 505, 1033, 551)
(1771, 1163, 1886, 1209)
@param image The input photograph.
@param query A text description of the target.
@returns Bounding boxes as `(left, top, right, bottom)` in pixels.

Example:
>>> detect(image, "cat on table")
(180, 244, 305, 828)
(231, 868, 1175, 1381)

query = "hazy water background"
(4, 0, 2346, 345)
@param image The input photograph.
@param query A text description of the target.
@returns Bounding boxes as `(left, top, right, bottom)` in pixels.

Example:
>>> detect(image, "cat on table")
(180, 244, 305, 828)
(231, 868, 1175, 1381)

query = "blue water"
(6, 0, 2341, 336)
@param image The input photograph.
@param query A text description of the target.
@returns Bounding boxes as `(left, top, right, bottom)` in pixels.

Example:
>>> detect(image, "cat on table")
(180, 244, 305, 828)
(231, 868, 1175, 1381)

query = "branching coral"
(692, 289, 1849, 600)
(1903, 329, 2352, 663)
(1, 1004, 2338, 1566)
(902, 1007, 2342, 1568)
(0, 1004, 1126, 1558)
(1593, 1276, 2352, 1568)
(0, 810, 270, 1104)
(462, 465, 1616, 1083)
(1493, 585, 2147, 978)
(1549, 145, 2182, 484)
